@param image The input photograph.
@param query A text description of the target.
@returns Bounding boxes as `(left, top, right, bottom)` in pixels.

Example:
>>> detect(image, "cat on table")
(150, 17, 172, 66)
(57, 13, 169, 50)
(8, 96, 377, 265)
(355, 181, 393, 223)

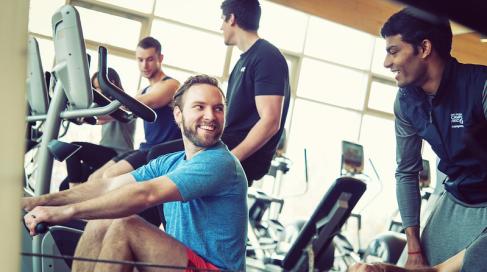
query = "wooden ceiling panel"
(269, 0, 487, 65)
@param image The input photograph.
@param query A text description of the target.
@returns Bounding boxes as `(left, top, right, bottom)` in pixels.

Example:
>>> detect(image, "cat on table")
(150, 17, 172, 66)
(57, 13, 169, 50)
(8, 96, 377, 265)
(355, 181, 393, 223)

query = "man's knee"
(83, 219, 113, 237)
(107, 216, 142, 234)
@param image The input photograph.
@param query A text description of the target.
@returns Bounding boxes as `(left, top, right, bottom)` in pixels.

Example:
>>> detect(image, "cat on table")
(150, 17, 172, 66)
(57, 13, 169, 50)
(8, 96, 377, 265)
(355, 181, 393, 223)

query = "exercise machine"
(247, 176, 366, 271)
(22, 5, 156, 272)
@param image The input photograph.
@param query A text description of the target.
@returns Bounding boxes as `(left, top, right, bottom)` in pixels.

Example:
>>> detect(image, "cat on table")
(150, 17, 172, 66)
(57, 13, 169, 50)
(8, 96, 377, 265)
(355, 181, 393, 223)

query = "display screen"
(341, 140, 364, 174)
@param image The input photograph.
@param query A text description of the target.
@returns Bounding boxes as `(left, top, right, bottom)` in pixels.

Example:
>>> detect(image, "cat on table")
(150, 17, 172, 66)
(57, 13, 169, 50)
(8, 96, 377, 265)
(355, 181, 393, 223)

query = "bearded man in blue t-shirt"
(23, 75, 248, 272)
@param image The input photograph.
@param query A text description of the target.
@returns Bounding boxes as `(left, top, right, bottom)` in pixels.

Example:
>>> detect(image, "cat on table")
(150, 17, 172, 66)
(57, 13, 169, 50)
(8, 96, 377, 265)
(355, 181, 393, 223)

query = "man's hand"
(23, 205, 74, 236)
(348, 263, 386, 272)
(403, 226, 428, 269)
(21, 196, 42, 212)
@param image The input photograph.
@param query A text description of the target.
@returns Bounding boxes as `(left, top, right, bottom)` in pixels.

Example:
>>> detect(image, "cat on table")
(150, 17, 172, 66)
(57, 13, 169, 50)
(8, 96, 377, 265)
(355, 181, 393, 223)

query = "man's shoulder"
(154, 150, 185, 167)
(198, 143, 243, 172)
(454, 60, 487, 81)
(201, 142, 235, 162)
(251, 39, 284, 60)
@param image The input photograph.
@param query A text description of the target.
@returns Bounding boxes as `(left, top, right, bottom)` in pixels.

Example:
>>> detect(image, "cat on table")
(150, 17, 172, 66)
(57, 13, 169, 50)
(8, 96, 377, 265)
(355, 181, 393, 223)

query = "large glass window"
(304, 16, 375, 70)
(151, 19, 227, 76)
(154, 0, 222, 32)
(155, 67, 195, 87)
(357, 114, 397, 243)
(368, 80, 397, 114)
(86, 49, 140, 95)
(76, 7, 141, 50)
(259, 1, 308, 53)
(279, 99, 362, 222)
(371, 37, 394, 78)
(297, 58, 368, 110)
(34, 37, 55, 73)
(28, 0, 65, 36)
(97, 0, 154, 14)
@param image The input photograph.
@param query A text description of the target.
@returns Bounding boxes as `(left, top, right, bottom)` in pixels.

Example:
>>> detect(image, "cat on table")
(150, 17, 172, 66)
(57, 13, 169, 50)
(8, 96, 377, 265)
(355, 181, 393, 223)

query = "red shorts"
(185, 247, 220, 272)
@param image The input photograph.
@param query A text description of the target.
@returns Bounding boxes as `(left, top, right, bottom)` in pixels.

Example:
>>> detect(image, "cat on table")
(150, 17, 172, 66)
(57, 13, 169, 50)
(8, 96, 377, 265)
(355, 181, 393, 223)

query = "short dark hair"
(381, 8, 452, 59)
(221, 0, 261, 31)
(91, 68, 124, 98)
(137, 36, 162, 55)
(172, 75, 226, 109)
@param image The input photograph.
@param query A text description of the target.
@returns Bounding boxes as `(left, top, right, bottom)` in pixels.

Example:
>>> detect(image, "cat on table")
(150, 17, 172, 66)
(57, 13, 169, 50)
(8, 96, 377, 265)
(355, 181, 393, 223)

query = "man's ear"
(420, 39, 433, 59)
(173, 105, 182, 127)
(158, 53, 164, 63)
(229, 13, 236, 26)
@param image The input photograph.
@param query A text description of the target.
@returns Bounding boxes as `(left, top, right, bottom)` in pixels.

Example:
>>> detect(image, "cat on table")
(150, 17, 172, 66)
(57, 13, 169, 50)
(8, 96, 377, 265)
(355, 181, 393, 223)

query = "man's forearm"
(31, 178, 111, 207)
(396, 174, 422, 228)
(405, 226, 423, 252)
(231, 118, 278, 161)
(26, 174, 131, 209)
(70, 182, 153, 220)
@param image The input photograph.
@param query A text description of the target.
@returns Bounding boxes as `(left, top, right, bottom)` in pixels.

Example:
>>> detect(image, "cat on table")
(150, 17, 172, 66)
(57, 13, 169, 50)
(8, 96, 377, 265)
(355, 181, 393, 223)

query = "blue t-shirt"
(131, 141, 248, 270)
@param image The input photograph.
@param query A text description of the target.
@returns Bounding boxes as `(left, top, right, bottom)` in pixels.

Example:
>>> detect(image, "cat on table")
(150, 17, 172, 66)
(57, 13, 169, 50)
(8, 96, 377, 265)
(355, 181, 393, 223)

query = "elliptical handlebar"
(92, 88, 132, 123)
(97, 46, 157, 123)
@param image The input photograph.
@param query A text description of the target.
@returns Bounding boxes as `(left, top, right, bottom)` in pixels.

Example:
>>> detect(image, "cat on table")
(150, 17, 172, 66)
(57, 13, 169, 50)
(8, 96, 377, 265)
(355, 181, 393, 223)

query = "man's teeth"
(200, 125, 215, 131)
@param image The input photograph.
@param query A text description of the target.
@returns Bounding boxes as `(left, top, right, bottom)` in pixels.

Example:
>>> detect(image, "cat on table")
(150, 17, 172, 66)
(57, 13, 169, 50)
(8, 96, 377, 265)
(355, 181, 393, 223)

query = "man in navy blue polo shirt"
(382, 8, 487, 269)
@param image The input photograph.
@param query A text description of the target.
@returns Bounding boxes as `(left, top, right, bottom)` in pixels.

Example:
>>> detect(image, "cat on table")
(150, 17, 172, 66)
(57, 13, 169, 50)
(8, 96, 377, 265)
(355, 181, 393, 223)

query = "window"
(358, 114, 398, 243)
(259, 1, 308, 53)
(151, 19, 227, 76)
(86, 49, 140, 96)
(367, 80, 397, 114)
(97, 0, 154, 14)
(304, 16, 375, 70)
(76, 7, 141, 50)
(156, 67, 195, 87)
(371, 37, 394, 78)
(297, 58, 368, 110)
(34, 37, 55, 73)
(279, 99, 362, 223)
(154, 0, 222, 32)
(28, 0, 65, 36)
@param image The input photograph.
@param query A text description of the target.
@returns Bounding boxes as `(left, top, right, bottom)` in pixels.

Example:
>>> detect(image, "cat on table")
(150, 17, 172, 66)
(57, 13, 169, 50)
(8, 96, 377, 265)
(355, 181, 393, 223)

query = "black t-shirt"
(224, 39, 290, 166)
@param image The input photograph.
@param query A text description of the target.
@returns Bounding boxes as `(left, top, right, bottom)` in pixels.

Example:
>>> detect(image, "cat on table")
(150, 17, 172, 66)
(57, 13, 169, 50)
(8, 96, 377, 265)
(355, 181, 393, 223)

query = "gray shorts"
(421, 191, 487, 266)
(461, 231, 487, 272)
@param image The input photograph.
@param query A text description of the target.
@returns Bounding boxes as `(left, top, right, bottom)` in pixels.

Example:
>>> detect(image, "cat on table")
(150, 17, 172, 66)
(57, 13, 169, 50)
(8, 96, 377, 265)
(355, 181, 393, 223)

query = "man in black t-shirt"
(217, 0, 290, 184)
(148, 0, 290, 186)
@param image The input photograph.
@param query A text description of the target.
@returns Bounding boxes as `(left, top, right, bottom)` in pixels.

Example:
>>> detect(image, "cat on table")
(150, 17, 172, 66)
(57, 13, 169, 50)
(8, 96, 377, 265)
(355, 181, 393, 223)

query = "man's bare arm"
(24, 176, 182, 235)
(22, 173, 134, 211)
(70, 176, 182, 220)
(231, 95, 283, 161)
(135, 79, 179, 109)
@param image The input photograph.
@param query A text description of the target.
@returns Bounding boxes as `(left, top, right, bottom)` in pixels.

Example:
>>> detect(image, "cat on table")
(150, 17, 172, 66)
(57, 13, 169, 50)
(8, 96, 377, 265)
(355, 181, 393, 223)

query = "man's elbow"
(265, 116, 281, 136)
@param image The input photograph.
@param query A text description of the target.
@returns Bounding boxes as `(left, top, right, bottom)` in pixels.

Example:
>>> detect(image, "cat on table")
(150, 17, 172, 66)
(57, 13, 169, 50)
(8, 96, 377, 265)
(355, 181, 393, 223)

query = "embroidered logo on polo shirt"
(450, 113, 464, 128)
(240, 67, 246, 72)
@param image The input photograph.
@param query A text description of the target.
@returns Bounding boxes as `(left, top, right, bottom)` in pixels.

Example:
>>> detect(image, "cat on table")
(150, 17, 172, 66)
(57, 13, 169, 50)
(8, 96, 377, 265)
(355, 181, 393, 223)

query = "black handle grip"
(97, 46, 156, 122)
(22, 211, 50, 235)
(92, 89, 133, 123)
(35, 222, 49, 234)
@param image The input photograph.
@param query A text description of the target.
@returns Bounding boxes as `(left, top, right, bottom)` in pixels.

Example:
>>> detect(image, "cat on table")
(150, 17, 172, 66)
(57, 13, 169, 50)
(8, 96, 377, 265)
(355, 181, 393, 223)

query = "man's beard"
(182, 116, 223, 148)
(144, 69, 158, 80)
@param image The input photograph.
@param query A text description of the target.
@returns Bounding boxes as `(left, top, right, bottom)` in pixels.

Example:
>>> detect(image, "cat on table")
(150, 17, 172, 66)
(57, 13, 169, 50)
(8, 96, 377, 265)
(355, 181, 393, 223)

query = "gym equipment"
(247, 176, 366, 271)
(22, 5, 156, 272)
(247, 149, 306, 261)
(333, 141, 407, 270)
